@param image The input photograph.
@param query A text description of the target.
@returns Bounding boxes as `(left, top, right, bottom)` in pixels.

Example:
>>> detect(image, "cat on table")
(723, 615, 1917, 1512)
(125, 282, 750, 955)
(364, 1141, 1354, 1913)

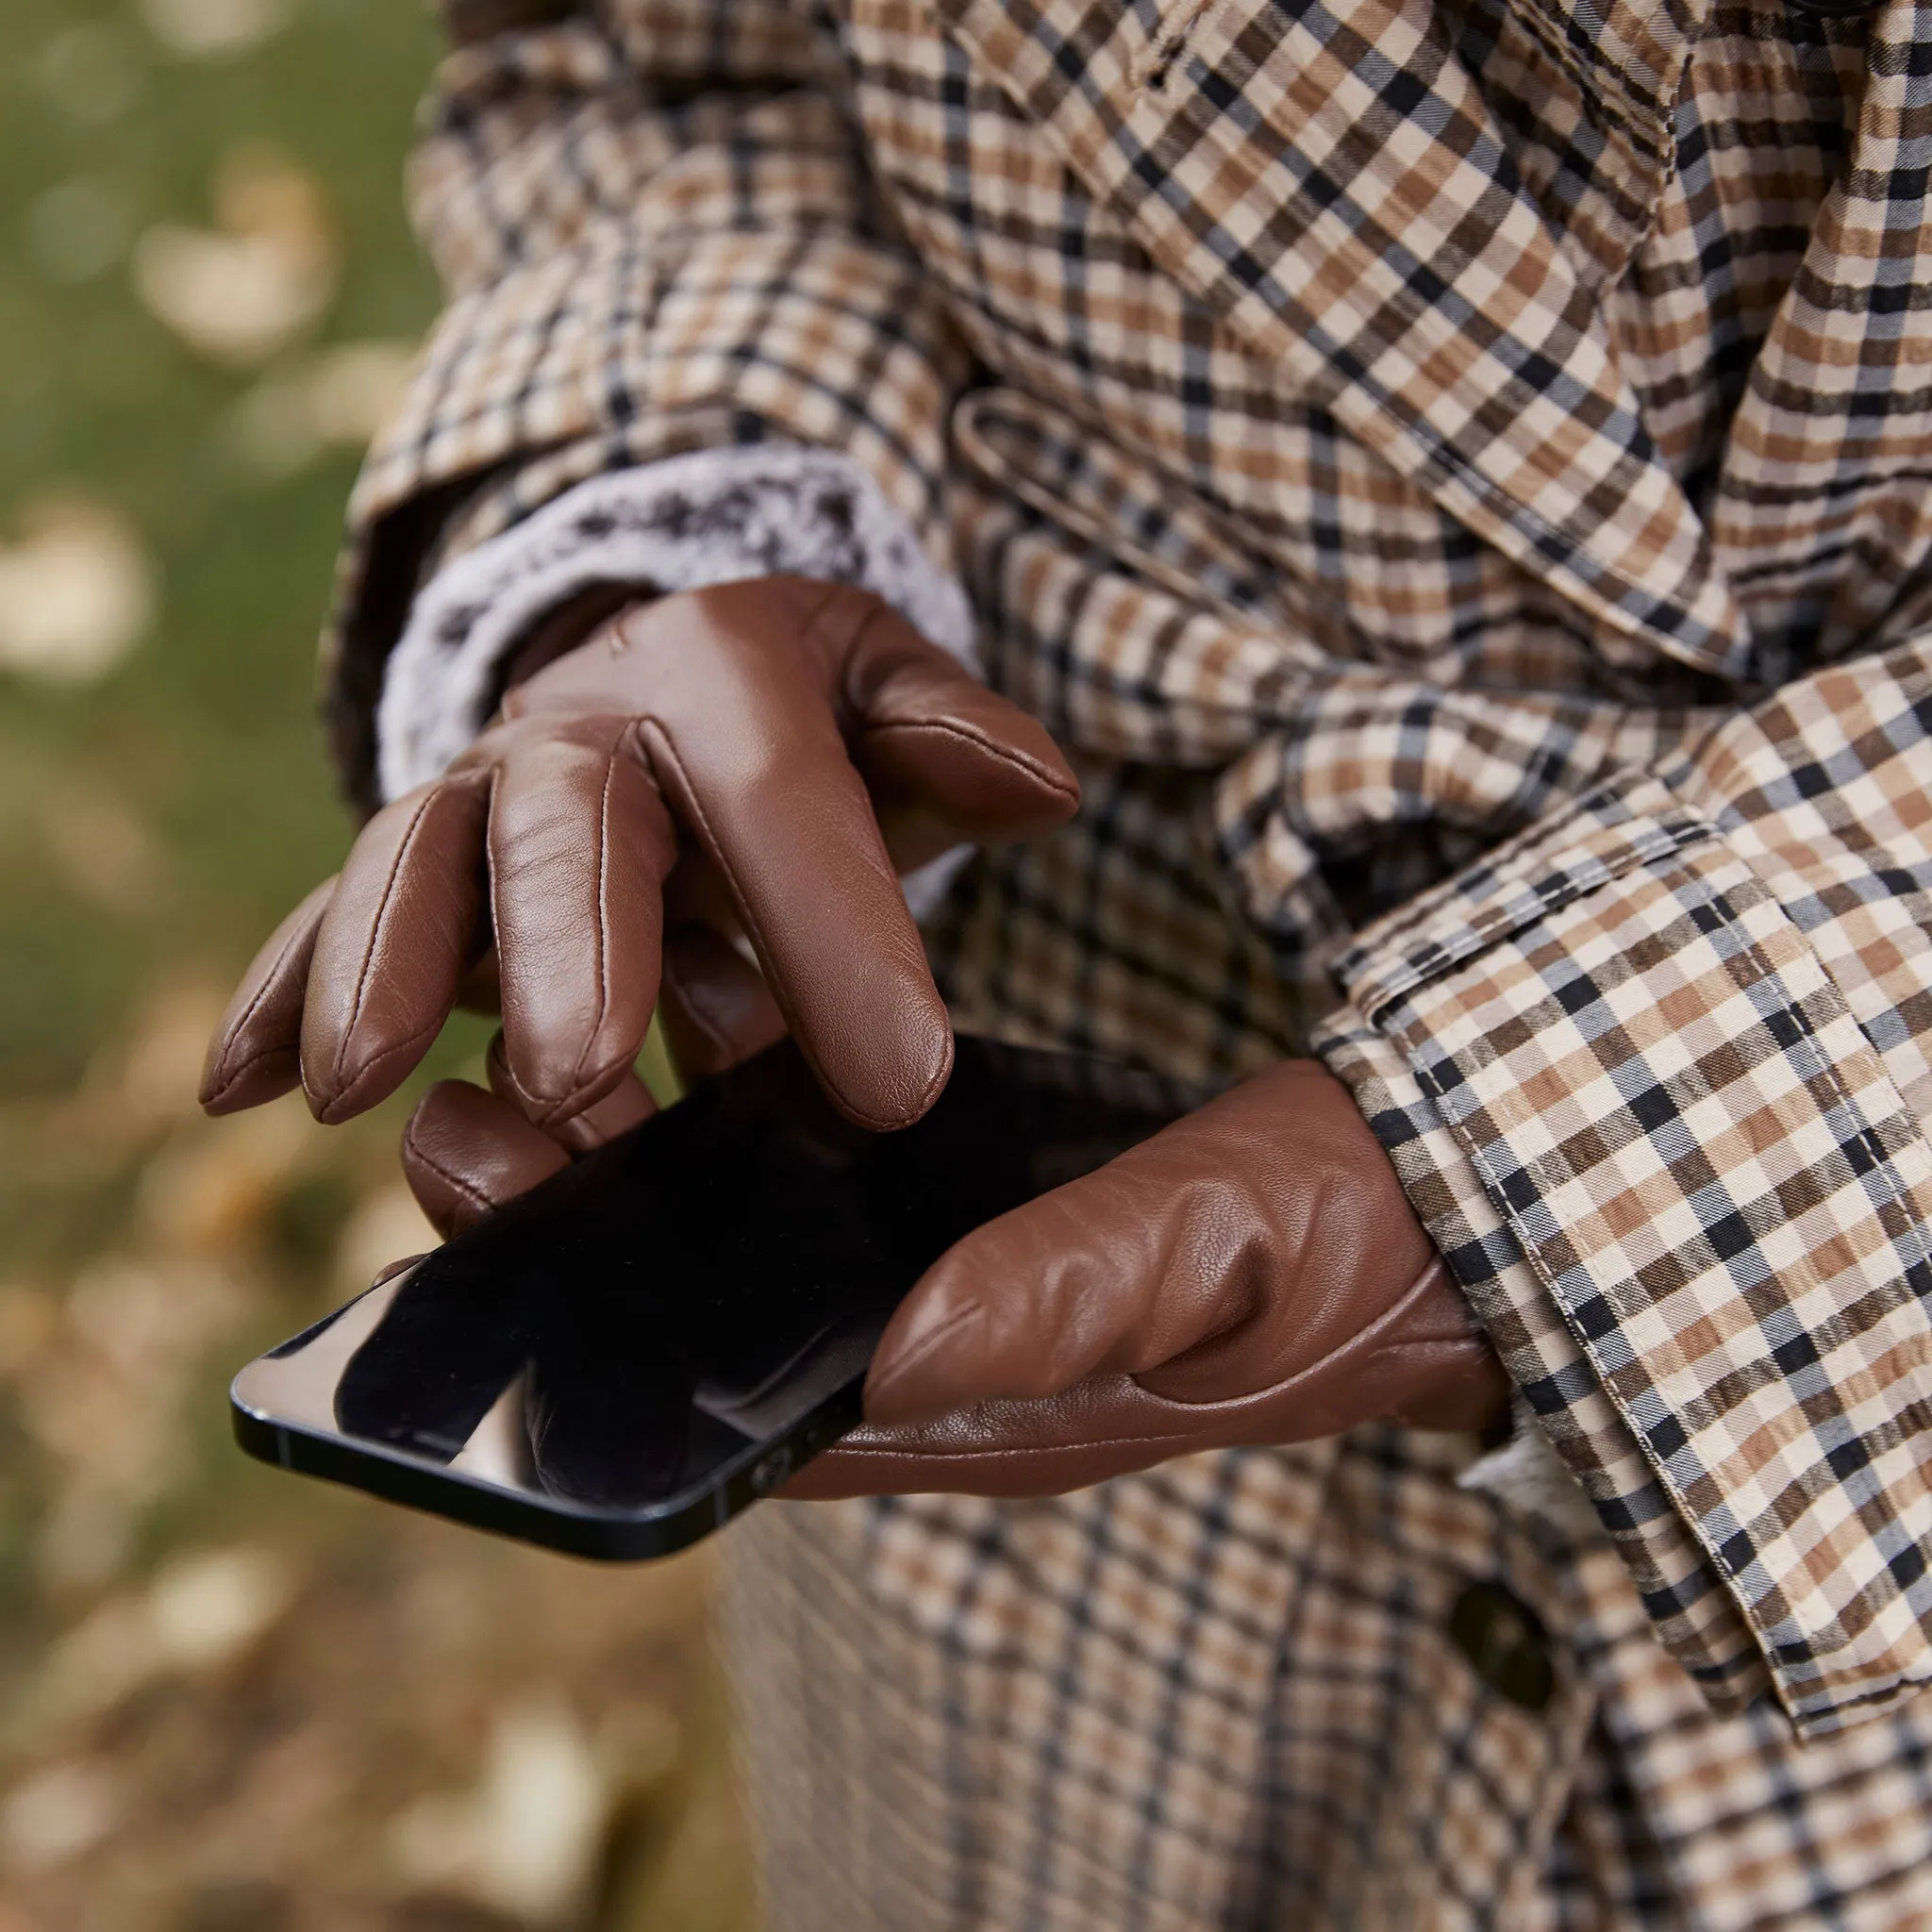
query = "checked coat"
(327, 0, 1932, 1919)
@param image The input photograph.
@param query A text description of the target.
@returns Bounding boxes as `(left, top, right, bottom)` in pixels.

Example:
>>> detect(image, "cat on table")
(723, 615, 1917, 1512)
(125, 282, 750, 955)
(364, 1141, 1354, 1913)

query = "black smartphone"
(230, 1035, 1213, 1561)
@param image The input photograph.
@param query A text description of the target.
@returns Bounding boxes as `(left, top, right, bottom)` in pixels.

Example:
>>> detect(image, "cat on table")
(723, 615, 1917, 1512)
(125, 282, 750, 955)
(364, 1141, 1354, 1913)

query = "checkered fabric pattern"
(324, 0, 1932, 1918)
(1323, 650, 1932, 1738)
(720, 1437, 1601, 1932)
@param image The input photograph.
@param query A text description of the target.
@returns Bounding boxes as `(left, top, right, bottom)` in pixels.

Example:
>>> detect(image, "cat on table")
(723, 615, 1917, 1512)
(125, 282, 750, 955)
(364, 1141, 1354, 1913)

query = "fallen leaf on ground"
(0, 496, 155, 687)
(139, 0, 297, 60)
(388, 1698, 617, 1928)
(20, 1546, 297, 1744)
(133, 226, 330, 366)
(229, 340, 418, 478)
(137, 1095, 322, 1257)
(21, 1257, 252, 1600)
(0, 1762, 120, 1874)
(147, 1546, 298, 1672)
(100, 977, 232, 1137)
(133, 148, 337, 366)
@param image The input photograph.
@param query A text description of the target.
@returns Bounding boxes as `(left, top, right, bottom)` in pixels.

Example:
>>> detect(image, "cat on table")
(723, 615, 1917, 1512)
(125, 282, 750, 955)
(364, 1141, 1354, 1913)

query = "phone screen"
(231, 1036, 1214, 1558)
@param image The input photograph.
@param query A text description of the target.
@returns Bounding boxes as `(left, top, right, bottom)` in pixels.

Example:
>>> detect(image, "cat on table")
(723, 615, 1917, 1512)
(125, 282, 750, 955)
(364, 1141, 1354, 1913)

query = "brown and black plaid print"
(328, 0, 1932, 1918)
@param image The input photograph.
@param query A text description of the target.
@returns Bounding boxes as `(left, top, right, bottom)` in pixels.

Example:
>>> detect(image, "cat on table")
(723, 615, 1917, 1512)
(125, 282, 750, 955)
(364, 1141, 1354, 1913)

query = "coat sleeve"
(1312, 642, 1932, 1738)
(323, 0, 972, 806)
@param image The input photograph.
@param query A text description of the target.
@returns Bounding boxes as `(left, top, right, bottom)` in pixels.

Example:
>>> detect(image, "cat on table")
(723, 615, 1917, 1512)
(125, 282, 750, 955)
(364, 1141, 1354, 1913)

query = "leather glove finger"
(860, 1060, 1491, 1434)
(401, 1078, 573, 1240)
(511, 586, 950, 1130)
(201, 875, 337, 1114)
(484, 719, 679, 1133)
(657, 924, 788, 1086)
(482, 1029, 655, 1156)
(839, 601, 1079, 844)
(300, 776, 491, 1123)
(643, 660, 948, 1127)
(858, 1155, 1232, 1427)
(858, 1071, 1348, 1426)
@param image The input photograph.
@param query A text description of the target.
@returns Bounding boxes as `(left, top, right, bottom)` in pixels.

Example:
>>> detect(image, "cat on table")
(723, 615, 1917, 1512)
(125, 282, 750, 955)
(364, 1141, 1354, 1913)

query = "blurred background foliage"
(0, 4, 756, 1927)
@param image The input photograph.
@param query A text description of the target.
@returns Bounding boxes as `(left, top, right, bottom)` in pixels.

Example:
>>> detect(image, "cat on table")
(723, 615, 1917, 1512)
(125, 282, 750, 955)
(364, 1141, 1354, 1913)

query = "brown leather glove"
(793, 1058, 1508, 1494)
(392, 948, 1508, 1498)
(200, 577, 1079, 1140)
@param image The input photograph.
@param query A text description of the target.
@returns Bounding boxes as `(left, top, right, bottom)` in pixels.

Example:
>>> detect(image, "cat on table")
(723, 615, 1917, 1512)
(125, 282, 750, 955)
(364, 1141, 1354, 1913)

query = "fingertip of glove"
(197, 1046, 300, 1116)
(298, 1052, 355, 1124)
(816, 1008, 954, 1133)
(1005, 717, 1081, 801)
(547, 1072, 656, 1153)
(988, 733, 1082, 820)
(302, 1047, 412, 1125)
(398, 1083, 514, 1240)
(485, 1032, 642, 1141)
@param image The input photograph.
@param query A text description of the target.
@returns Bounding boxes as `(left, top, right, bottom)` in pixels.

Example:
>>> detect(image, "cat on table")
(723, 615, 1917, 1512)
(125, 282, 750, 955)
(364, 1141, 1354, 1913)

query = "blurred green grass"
(0, 8, 757, 1928)
(0, 0, 440, 1108)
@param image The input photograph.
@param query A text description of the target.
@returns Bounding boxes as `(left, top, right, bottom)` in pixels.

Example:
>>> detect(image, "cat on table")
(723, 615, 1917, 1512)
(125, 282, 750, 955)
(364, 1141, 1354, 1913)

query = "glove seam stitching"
(562, 742, 623, 1101)
(206, 1041, 298, 1104)
(863, 717, 1081, 804)
(401, 1127, 500, 1218)
(330, 790, 441, 1094)
(319, 1015, 449, 1123)
(638, 714, 945, 1133)
(208, 896, 325, 1098)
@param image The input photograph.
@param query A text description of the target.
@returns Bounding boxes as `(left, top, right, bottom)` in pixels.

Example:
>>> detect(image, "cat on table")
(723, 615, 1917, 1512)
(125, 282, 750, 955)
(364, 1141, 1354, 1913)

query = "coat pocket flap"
(1338, 771, 1718, 1023)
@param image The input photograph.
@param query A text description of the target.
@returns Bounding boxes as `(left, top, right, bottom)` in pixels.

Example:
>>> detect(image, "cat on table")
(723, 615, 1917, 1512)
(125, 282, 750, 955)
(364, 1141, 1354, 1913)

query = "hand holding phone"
(233, 1037, 1218, 1557)
(789, 1058, 1509, 1497)
(376, 1035, 1508, 1511)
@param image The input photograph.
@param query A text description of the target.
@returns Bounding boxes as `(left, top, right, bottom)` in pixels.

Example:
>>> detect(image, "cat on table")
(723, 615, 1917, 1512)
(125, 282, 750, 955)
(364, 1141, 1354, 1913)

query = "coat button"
(1449, 1582, 1556, 1713)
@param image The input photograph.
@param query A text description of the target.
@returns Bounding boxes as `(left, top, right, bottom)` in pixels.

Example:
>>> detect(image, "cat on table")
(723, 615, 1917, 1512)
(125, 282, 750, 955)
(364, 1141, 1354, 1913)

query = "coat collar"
(933, 0, 1750, 678)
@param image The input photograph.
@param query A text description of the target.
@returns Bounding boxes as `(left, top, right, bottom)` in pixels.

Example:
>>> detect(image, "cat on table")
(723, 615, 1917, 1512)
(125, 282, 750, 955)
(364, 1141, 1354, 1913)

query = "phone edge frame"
(228, 1371, 866, 1562)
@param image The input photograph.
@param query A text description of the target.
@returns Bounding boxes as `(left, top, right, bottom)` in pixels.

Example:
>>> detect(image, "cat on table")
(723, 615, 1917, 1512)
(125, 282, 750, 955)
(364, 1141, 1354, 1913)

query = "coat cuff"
(1313, 767, 1932, 1736)
(375, 444, 976, 801)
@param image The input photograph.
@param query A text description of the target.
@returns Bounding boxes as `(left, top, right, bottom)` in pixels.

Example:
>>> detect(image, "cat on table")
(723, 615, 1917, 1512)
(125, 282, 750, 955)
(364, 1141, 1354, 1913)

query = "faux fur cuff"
(1458, 1393, 1605, 1542)
(375, 445, 978, 803)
